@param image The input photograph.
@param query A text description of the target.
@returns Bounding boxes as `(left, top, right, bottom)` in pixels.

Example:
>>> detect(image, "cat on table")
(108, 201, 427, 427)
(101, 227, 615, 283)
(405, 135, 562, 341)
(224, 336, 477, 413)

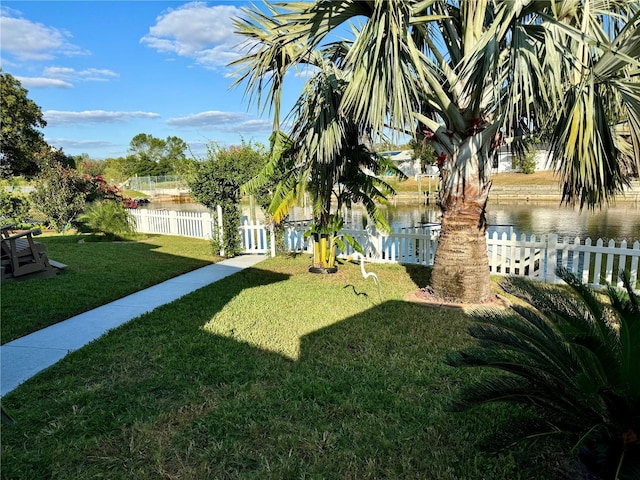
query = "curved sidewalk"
(1, 254, 266, 397)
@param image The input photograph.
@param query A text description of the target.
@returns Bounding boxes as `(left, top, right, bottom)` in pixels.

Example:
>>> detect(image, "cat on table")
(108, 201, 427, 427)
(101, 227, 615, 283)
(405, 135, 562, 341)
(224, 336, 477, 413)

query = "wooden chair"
(1, 225, 56, 280)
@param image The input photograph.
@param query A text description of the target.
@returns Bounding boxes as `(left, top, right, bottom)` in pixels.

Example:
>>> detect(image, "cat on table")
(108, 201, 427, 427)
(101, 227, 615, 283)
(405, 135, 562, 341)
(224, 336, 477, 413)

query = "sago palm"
(231, 0, 640, 303)
(447, 269, 640, 479)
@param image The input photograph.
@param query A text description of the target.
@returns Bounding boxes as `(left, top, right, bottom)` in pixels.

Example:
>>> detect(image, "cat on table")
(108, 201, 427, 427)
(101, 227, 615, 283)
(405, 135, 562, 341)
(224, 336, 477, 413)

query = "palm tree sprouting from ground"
(238, 39, 402, 271)
(232, 0, 640, 303)
(447, 269, 640, 479)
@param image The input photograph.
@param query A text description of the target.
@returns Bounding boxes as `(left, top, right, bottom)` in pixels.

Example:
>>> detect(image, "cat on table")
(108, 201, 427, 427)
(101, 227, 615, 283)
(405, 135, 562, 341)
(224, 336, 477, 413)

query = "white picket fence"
(129, 208, 640, 288)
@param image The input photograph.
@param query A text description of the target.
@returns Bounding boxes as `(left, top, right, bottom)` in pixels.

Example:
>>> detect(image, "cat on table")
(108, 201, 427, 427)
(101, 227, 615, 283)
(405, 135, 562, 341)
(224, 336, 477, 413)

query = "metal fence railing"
(128, 175, 188, 192)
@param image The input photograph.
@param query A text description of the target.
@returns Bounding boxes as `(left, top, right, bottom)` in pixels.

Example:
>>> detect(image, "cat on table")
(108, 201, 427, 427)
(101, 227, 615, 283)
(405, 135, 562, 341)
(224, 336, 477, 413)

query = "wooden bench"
(1, 225, 56, 280)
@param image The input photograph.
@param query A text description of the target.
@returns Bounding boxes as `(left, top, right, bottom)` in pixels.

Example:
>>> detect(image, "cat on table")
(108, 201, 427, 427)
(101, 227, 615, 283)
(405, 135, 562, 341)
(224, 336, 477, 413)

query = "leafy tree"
(124, 133, 191, 177)
(30, 163, 87, 233)
(103, 156, 128, 183)
(34, 145, 76, 170)
(447, 269, 640, 479)
(189, 141, 267, 256)
(373, 141, 412, 152)
(232, 0, 640, 303)
(408, 138, 437, 173)
(0, 70, 48, 177)
(75, 154, 106, 177)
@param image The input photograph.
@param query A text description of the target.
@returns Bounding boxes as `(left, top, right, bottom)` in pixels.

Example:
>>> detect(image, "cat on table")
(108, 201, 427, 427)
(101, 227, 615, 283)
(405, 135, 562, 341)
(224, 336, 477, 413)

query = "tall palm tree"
(237, 39, 400, 271)
(233, 0, 640, 303)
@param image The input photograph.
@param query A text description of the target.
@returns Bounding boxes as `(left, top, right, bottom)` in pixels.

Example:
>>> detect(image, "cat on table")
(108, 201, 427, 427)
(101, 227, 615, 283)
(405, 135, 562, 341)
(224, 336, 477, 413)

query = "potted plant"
(304, 214, 362, 274)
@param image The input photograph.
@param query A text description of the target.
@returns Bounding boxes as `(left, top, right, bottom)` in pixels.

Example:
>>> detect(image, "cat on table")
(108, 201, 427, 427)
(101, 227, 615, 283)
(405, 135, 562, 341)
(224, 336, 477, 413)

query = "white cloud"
(16, 68, 118, 89)
(44, 110, 161, 126)
(0, 7, 89, 61)
(43, 66, 119, 82)
(294, 67, 318, 79)
(140, 2, 245, 69)
(16, 76, 73, 89)
(45, 138, 114, 149)
(167, 110, 246, 127)
(226, 119, 273, 133)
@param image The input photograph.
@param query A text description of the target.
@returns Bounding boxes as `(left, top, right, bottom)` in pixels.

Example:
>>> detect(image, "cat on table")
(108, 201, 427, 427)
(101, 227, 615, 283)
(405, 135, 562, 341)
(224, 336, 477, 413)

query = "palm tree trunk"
(430, 146, 492, 303)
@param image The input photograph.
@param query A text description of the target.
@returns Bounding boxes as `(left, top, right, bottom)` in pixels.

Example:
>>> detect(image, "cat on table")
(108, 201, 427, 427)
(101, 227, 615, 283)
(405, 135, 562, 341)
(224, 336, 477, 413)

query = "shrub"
(515, 148, 537, 174)
(447, 268, 640, 479)
(0, 189, 31, 227)
(30, 162, 87, 232)
(83, 175, 137, 208)
(189, 141, 266, 256)
(77, 200, 136, 240)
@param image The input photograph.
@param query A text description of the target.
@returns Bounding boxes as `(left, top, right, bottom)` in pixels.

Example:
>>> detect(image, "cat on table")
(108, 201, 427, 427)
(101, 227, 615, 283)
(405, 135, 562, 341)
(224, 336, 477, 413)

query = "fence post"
(270, 223, 276, 257)
(168, 210, 178, 236)
(546, 234, 558, 283)
(140, 209, 150, 234)
(216, 205, 224, 256)
(202, 211, 212, 240)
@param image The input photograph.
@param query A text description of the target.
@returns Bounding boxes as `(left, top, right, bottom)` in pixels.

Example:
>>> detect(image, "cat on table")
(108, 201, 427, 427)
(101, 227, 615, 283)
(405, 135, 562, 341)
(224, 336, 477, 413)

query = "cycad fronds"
(448, 269, 640, 479)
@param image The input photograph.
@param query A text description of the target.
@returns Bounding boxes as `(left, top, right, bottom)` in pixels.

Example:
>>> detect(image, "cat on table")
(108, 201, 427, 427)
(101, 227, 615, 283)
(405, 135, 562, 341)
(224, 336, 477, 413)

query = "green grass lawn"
(1, 234, 221, 344)
(387, 171, 560, 194)
(1, 255, 576, 479)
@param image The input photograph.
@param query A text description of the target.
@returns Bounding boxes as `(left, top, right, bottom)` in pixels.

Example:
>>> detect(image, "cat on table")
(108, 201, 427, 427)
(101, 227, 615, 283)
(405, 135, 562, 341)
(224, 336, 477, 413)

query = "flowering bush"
(83, 175, 137, 208)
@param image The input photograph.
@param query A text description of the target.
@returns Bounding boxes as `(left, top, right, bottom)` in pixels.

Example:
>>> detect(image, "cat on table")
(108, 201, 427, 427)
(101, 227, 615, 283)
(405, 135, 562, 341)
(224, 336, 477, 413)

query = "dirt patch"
(404, 287, 511, 310)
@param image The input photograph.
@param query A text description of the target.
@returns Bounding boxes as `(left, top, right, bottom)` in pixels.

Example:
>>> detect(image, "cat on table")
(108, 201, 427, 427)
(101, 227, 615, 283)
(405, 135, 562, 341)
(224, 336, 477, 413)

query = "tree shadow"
(403, 263, 432, 289)
(1, 269, 565, 478)
(1, 234, 223, 343)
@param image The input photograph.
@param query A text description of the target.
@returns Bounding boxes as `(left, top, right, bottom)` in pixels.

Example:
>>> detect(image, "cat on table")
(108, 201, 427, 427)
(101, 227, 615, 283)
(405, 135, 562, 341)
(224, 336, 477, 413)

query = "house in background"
(379, 150, 422, 177)
(491, 144, 553, 173)
(382, 145, 553, 177)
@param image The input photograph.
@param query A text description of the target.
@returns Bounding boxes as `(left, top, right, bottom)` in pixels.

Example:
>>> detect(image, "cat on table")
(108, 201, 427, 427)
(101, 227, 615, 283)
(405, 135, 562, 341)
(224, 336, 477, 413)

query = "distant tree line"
(0, 70, 198, 182)
(0, 70, 273, 253)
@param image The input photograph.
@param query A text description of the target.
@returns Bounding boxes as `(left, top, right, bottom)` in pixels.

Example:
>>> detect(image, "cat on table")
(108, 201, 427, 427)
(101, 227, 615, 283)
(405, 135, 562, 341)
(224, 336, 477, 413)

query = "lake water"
(377, 203, 640, 243)
(141, 200, 640, 243)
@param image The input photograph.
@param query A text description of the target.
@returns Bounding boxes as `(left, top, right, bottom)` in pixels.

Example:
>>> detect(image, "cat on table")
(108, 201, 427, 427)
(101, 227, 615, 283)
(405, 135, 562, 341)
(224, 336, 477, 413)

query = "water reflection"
(377, 203, 640, 243)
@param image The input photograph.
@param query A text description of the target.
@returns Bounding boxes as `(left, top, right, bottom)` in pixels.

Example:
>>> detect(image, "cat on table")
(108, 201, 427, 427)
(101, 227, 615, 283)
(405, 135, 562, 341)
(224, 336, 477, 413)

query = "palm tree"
(237, 34, 401, 271)
(232, 0, 640, 303)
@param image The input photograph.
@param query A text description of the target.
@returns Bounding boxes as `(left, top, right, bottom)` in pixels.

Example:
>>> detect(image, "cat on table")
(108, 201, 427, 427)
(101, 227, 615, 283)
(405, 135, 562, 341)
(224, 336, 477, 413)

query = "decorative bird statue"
(348, 252, 382, 302)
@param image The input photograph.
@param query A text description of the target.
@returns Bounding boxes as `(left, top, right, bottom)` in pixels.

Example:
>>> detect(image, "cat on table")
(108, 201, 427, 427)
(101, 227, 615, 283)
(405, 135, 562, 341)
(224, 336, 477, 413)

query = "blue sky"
(1, 1, 308, 160)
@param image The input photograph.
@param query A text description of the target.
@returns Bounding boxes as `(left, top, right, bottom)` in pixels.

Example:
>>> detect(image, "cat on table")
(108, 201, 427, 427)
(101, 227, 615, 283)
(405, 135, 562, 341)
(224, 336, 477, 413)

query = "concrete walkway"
(0, 254, 266, 397)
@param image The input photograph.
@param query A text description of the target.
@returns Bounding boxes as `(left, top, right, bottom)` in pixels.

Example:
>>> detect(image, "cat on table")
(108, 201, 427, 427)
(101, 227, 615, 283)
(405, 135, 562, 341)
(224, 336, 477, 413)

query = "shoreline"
(388, 186, 640, 206)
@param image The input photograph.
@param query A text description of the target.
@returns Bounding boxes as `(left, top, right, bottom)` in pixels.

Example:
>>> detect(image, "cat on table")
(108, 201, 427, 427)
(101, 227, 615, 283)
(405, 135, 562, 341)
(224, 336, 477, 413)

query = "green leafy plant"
(0, 189, 31, 228)
(189, 141, 267, 257)
(447, 268, 640, 479)
(77, 200, 135, 241)
(239, 49, 402, 271)
(30, 162, 87, 233)
(514, 148, 537, 174)
(303, 214, 362, 272)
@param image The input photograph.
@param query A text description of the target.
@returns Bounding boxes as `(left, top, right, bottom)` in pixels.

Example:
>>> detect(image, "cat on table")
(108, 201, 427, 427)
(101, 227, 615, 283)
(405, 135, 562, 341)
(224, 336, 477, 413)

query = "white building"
(491, 145, 553, 173)
(383, 146, 552, 176)
(380, 150, 422, 177)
